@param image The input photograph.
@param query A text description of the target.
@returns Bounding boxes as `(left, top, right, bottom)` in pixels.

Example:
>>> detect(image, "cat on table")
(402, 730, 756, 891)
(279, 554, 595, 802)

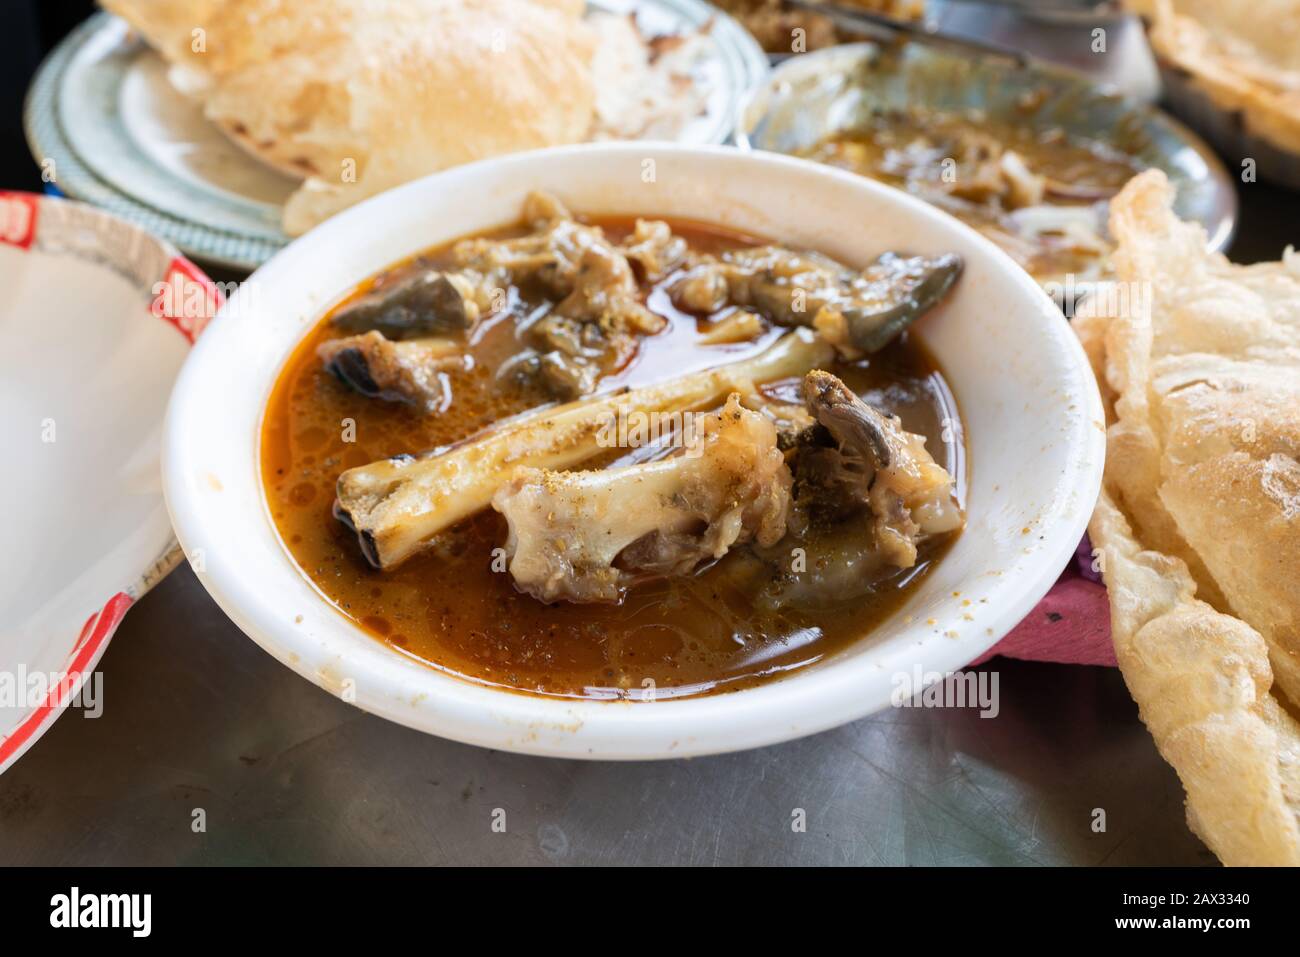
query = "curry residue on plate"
(799, 109, 1144, 283)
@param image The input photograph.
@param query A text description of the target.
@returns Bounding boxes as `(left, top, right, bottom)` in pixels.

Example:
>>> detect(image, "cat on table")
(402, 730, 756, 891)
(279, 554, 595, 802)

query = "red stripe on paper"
(151, 256, 223, 342)
(0, 592, 133, 769)
(0, 192, 39, 250)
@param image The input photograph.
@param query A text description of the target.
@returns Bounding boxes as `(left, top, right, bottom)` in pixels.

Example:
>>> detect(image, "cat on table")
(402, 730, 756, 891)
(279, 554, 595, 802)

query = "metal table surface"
(0, 565, 1217, 866)
(2, 105, 1296, 866)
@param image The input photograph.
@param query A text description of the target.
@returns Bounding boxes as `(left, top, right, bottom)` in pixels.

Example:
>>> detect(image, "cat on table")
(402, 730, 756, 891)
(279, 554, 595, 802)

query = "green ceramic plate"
(737, 42, 1237, 267)
(27, 5, 768, 272)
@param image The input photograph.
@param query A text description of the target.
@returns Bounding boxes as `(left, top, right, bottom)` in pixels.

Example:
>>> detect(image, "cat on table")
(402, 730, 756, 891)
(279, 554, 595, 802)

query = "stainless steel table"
(0, 565, 1216, 866)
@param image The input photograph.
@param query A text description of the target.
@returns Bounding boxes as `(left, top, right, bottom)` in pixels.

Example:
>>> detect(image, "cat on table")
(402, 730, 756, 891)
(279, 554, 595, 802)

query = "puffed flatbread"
(102, 0, 596, 234)
(1137, 0, 1300, 156)
(1086, 169, 1300, 865)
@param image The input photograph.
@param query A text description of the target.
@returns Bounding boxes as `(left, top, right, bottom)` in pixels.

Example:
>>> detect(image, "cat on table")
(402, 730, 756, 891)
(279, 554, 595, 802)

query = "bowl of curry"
(163, 143, 1103, 758)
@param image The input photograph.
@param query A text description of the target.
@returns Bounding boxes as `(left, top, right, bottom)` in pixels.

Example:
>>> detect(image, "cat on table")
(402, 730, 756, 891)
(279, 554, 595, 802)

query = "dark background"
(1, 0, 95, 192)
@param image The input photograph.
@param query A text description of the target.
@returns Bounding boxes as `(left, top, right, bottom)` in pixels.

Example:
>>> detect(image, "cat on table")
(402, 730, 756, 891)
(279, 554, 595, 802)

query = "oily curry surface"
(262, 217, 964, 699)
(800, 109, 1143, 283)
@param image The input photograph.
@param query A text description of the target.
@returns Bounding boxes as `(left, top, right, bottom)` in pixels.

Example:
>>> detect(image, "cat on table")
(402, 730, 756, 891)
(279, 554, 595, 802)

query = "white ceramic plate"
(26, 5, 768, 271)
(163, 143, 1105, 760)
(0, 192, 218, 774)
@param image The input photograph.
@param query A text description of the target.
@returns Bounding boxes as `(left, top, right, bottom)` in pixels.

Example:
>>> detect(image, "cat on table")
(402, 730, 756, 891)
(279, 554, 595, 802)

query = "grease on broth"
(261, 218, 964, 699)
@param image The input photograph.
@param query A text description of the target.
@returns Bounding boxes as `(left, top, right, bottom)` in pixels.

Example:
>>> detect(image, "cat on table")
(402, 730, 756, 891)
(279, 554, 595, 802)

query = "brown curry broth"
(800, 111, 1142, 278)
(803, 111, 1140, 203)
(262, 217, 964, 700)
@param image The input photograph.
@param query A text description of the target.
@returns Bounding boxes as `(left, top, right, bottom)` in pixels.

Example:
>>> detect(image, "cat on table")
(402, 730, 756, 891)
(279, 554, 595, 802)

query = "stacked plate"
(25, 4, 768, 271)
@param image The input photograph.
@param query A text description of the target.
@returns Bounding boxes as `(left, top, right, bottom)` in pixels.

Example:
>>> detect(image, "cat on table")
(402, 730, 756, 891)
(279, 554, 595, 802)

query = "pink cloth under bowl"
(973, 535, 1116, 667)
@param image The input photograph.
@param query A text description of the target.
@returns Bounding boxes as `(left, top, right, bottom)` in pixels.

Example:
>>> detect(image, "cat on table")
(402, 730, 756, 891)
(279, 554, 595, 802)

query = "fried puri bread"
(1082, 169, 1300, 865)
(102, 0, 596, 234)
(1138, 0, 1300, 157)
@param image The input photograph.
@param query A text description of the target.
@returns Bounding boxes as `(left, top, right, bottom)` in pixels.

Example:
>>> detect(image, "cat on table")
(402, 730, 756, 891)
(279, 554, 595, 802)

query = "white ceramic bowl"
(163, 143, 1104, 759)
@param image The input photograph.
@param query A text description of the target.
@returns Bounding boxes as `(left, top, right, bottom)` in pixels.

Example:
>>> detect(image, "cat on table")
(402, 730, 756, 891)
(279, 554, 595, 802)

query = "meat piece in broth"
(698, 309, 766, 345)
(496, 306, 640, 401)
(320, 268, 492, 407)
(727, 370, 965, 612)
(495, 346, 603, 401)
(619, 218, 690, 282)
(330, 269, 492, 339)
(670, 246, 962, 358)
(738, 522, 898, 611)
(318, 333, 468, 411)
(325, 191, 688, 408)
(800, 370, 963, 568)
(814, 252, 963, 359)
(457, 192, 672, 399)
(492, 395, 792, 603)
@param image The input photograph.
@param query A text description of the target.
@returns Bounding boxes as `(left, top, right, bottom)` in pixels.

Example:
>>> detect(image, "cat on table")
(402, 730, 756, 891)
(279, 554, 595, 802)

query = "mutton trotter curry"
(262, 193, 967, 699)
